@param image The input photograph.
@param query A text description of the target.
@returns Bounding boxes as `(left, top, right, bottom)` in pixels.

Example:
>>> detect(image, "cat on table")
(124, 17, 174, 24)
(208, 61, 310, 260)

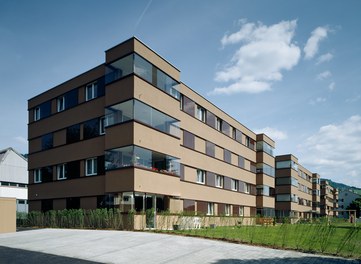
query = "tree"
(346, 198, 361, 218)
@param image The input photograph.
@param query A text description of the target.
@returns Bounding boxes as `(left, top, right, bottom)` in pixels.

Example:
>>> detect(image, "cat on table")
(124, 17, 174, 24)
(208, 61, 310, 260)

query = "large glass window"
(238, 156, 245, 168)
(105, 146, 180, 176)
(106, 99, 180, 137)
(41, 133, 53, 150)
(221, 120, 230, 136)
(235, 129, 242, 143)
(57, 89, 78, 112)
(156, 69, 180, 99)
(256, 163, 275, 177)
(207, 202, 214, 216)
(105, 54, 133, 83)
(276, 160, 298, 171)
(41, 167, 53, 182)
(256, 141, 274, 156)
(105, 53, 180, 99)
(256, 185, 271, 196)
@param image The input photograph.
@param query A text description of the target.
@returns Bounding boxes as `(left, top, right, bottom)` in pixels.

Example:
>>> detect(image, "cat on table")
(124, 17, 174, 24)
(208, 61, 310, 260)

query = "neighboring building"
(0, 147, 28, 212)
(338, 189, 359, 218)
(312, 173, 321, 217)
(275, 154, 313, 219)
(28, 37, 276, 223)
(320, 179, 338, 217)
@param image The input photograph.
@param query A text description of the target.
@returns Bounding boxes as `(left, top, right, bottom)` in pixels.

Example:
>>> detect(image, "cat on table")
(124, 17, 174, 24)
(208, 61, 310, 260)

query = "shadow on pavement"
(211, 257, 361, 264)
(0, 246, 102, 264)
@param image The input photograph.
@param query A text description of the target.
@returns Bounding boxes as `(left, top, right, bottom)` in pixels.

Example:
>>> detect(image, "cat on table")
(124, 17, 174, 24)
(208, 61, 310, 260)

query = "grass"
(163, 221, 361, 259)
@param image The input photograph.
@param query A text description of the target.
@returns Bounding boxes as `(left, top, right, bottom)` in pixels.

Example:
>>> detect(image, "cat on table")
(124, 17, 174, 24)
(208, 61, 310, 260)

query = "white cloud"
(14, 136, 27, 144)
(309, 97, 326, 105)
(328, 82, 335, 91)
(299, 115, 361, 187)
(304, 26, 329, 59)
(316, 53, 333, 65)
(211, 20, 301, 95)
(316, 71, 331, 80)
(254, 127, 288, 141)
(346, 95, 361, 103)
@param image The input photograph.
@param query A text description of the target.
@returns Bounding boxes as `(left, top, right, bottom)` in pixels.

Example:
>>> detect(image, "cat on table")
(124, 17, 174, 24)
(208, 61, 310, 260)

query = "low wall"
(0, 197, 16, 233)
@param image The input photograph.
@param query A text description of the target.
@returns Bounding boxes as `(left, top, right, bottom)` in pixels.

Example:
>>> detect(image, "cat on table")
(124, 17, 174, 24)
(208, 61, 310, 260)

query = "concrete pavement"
(0, 229, 359, 264)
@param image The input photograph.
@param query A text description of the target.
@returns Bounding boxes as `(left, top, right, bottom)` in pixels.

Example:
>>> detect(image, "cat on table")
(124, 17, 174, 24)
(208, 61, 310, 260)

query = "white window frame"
(196, 169, 205, 184)
(34, 169, 42, 183)
(216, 175, 224, 188)
(99, 117, 106, 135)
(196, 105, 206, 122)
(34, 107, 40, 121)
(239, 206, 244, 217)
(207, 202, 214, 216)
(225, 204, 230, 216)
(86, 158, 97, 176)
(231, 179, 238, 191)
(85, 82, 98, 101)
(216, 117, 222, 131)
(244, 182, 250, 194)
(57, 164, 66, 180)
(57, 96, 65, 112)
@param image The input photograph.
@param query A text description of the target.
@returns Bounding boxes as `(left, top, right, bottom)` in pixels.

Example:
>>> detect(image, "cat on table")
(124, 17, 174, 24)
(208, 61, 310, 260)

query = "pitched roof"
(0, 147, 27, 164)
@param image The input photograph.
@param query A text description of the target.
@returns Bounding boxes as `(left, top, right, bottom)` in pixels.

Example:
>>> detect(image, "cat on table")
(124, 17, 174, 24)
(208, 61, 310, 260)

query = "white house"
(0, 147, 28, 212)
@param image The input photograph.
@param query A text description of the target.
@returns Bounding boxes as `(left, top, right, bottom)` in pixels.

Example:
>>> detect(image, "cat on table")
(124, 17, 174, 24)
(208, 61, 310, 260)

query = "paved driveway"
(0, 229, 359, 264)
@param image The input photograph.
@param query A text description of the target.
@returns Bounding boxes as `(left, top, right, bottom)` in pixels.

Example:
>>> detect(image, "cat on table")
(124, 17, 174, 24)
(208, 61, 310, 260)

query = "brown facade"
(275, 154, 313, 219)
(28, 37, 276, 224)
(320, 180, 339, 217)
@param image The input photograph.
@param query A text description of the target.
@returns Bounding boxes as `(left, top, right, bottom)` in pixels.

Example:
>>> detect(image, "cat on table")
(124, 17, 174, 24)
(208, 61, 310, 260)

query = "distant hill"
(323, 179, 361, 195)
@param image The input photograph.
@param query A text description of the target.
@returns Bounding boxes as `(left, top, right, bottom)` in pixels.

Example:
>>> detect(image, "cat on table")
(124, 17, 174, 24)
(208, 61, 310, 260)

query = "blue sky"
(1, 0, 360, 187)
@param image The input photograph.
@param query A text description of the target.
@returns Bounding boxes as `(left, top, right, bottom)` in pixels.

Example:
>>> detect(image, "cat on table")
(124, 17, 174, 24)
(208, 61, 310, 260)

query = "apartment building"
(338, 189, 360, 218)
(275, 154, 313, 219)
(0, 147, 28, 213)
(320, 179, 338, 217)
(28, 37, 276, 224)
(311, 173, 321, 217)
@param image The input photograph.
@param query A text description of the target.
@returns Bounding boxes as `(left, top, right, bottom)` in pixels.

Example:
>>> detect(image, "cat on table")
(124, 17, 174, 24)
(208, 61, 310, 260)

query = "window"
(196, 105, 206, 122)
(84, 118, 100, 140)
(231, 179, 238, 191)
(216, 117, 222, 131)
(216, 175, 224, 188)
(221, 121, 230, 136)
(34, 169, 41, 183)
(239, 206, 244, 216)
(33, 101, 51, 121)
(205, 141, 215, 157)
(206, 111, 216, 128)
(183, 131, 195, 149)
(57, 164, 66, 180)
(86, 82, 98, 101)
(197, 169, 205, 184)
(100, 117, 106, 135)
(57, 96, 65, 112)
(256, 163, 275, 177)
(256, 141, 274, 156)
(245, 136, 255, 150)
(238, 156, 245, 168)
(225, 204, 230, 216)
(244, 182, 250, 194)
(67, 124, 80, 143)
(34, 107, 40, 121)
(276, 194, 291, 202)
(41, 133, 53, 150)
(86, 158, 97, 176)
(224, 149, 232, 163)
(232, 127, 236, 139)
(207, 202, 214, 215)
(105, 146, 180, 175)
(182, 96, 195, 116)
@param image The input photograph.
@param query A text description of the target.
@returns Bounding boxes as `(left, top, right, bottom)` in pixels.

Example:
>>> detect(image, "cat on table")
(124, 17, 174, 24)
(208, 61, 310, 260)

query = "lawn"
(166, 222, 361, 259)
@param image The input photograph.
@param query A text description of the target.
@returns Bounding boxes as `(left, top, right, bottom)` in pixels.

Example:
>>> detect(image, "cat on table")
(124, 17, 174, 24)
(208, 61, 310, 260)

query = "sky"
(0, 0, 360, 187)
